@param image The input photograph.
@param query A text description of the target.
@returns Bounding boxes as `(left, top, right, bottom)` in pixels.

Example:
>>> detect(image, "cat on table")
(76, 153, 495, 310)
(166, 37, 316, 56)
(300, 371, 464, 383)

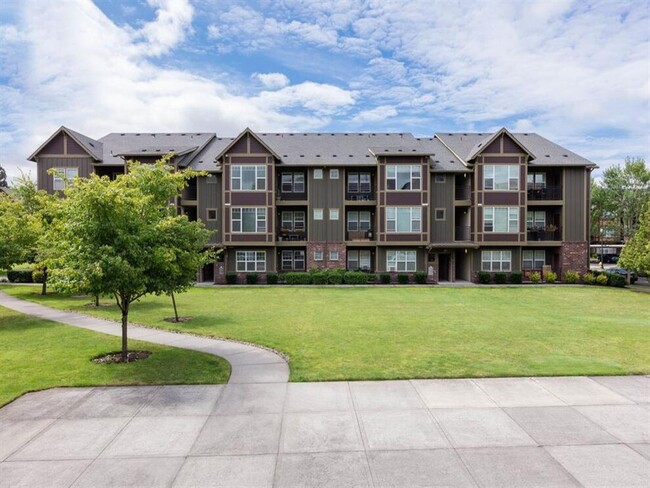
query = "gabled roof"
(467, 127, 534, 160)
(214, 128, 281, 160)
(28, 126, 103, 161)
(98, 132, 214, 164)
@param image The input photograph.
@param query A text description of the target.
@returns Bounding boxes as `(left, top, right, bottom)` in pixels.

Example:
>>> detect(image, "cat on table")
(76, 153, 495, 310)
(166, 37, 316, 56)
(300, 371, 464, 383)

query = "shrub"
(366, 274, 377, 283)
(477, 271, 490, 284)
(31, 266, 46, 284)
(225, 273, 237, 285)
(266, 273, 278, 285)
(285, 272, 312, 285)
(344, 271, 369, 284)
(414, 272, 427, 284)
(7, 270, 34, 283)
(397, 273, 409, 284)
(596, 274, 608, 286)
(582, 272, 596, 285)
(509, 272, 523, 284)
(245, 273, 258, 285)
(328, 269, 345, 285)
(494, 273, 507, 284)
(312, 271, 329, 285)
(530, 271, 542, 284)
(379, 273, 392, 284)
(606, 273, 626, 288)
(564, 270, 580, 284)
(545, 270, 557, 284)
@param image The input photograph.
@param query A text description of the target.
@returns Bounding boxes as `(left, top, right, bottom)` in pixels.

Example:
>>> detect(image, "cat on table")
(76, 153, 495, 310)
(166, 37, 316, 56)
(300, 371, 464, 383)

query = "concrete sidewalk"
(0, 291, 289, 384)
(1, 376, 648, 487)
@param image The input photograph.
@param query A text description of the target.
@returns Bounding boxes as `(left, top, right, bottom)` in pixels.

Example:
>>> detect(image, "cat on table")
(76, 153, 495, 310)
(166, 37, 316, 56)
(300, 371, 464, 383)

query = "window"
(347, 211, 372, 231)
(52, 167, 78, 191)
(527, 173, 546, 189)
(280, 172, 305, 193)
(206, 208, 217, 221)
(348, 250, 372, 271)
(231, 165, 266, 191)
(313, 208, 323, 220)
(435, 174, 445, 183)
(314, 169, 323, 179)
(231, 208, 266, 233)
(314, 250, 324, 261)
(483, 165, 519, 191)
(329, 251, 339, 261)
(523, 250, 545, 270)
(481, 250, 512, 271)
(387, 165, 421, 190)
(329, 169, 339, 179)
(386, 207, 421, 233)
(483, 207, 519, 233)
(280, 211, 305, 232)
(387, 250, 417, 272)
(236, 251, 266, 272)
(281, 250, 305, 271)
(329, 208, 339, 220)
(526, 211, 546, 229)
(435, 209, 446, 221)
(348, 173, 372, 193)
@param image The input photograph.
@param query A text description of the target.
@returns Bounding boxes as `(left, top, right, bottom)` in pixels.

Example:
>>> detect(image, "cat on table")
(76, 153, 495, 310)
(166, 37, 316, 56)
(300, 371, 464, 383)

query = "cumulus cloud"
(131, 0, 195, 56)
(351, 105, 398, 123)
(252, 72, 290, 90)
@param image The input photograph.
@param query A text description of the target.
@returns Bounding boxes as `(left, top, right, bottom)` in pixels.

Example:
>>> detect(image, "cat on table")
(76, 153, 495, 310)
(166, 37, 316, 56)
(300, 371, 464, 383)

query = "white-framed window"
(481, 250, 512, 271)
(435, 208, 446, 221)
(231, 165, 266, 191)
(280, 172, 305, 193)
(484, 165, 519, 191)
(313, 208, 323, 220)
(435, 174, 445, 183)
(483, 207, 519, 233)
(236, 250, 266, 272)
(526, 211, 546, 229)
(281, 250, 305, 271)
(523, 250, 545, 270)
(387, 165, 421, 190)
(314, 250, 324, 261)
(348, 250, 372, 271)
(527, 172, 546, 189)
(329, 208, 339, 220)
(231, 207, 266, 233)
(52, 167, 78, 191)
(387, 250, 417, 272)
(347, 211, 372, 231)
(386, 207, 421, 233)
(348, 172, 372, 193)
(329, 250, 339, 261)
(280, 211, 305, 232)
(314, 169, 323, 179)
(206, 208, 218, 221)
(329, 169, 339, 179)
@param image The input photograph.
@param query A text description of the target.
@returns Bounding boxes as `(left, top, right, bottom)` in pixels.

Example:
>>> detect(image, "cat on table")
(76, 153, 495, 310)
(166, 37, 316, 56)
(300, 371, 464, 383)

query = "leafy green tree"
(0, 165, 7, 187)
(46, 157, 212, 361)
(619, 202, 650, 276)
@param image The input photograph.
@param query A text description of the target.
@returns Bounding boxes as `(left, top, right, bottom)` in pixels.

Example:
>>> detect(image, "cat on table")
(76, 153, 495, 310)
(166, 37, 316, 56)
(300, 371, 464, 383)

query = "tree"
(619, 202, 650, 276)
(0, 165, 7, 187)
(46, 157, 212, 362)
(591, 158, 650, 243)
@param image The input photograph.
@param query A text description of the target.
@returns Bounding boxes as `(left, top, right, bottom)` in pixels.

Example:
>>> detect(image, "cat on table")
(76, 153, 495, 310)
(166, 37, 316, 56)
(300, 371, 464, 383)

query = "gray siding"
(308, 168, 344, 241)
(429, 174, 454, 242)
(36, 156, 93, 194)
(564, 168, 587, 241)
(198, 174, 222, 244)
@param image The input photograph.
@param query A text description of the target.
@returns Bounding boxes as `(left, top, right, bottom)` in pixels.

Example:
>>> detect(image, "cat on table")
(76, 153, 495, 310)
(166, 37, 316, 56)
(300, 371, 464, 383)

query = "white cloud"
(351, 105, 398, 123)
(133, 0, 194, 56)
(252, 72, 290, 90)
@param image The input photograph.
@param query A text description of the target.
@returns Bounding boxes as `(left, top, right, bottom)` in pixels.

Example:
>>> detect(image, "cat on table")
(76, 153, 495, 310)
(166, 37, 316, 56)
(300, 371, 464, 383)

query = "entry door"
(439, 254, 450, 281)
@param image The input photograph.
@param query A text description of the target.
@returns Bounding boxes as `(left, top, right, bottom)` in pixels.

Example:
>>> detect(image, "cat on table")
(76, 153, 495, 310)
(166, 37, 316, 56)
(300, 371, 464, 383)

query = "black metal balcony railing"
(277, 229, 306, 241)
(345, 192, 375, 201)
(346, 230, 375, 241)
(455, 186, 471, 200)
(182, 186, 197, 200)
(454, 225, 471, 241)
(527, 228, 562, 241)
(277, 191, 308, 201)
(527, 185, 562, 200)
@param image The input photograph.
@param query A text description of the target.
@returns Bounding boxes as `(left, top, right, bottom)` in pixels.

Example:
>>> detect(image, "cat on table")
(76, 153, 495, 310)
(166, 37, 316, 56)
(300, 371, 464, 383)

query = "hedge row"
(476, 269, 627, 287)
(223, 269, 430, 285)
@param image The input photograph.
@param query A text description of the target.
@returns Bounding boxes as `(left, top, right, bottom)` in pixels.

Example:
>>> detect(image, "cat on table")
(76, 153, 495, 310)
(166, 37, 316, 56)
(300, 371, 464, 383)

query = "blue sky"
(1, 0, 648, 179)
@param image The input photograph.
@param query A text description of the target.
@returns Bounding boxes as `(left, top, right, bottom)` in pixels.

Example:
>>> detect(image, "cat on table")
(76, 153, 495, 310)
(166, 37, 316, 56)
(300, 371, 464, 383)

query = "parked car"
(597, 254, 619, 264)
(608, 267, 638, 284)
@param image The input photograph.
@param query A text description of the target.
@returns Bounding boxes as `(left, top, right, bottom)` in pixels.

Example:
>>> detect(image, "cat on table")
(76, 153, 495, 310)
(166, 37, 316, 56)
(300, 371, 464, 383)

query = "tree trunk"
(121, 299, 129, 362)
(95, 295, 99, 307)
(171, 291, 179, 322)
(41, 267, 47, 296)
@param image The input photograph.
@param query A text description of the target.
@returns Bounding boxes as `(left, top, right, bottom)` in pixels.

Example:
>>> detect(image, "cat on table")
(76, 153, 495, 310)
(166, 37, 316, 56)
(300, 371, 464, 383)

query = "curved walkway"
(0, 291, 289, 384)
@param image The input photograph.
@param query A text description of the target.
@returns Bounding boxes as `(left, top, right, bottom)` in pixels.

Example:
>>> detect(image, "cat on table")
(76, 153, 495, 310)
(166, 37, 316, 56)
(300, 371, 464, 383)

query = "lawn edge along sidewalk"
(0, 291, 289, 384)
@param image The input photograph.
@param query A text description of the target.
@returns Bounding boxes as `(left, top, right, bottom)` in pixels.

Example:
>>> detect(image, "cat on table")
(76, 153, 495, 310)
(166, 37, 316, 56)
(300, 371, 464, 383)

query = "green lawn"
(2, 285, 649, 382)
(0, 304, 230, 407)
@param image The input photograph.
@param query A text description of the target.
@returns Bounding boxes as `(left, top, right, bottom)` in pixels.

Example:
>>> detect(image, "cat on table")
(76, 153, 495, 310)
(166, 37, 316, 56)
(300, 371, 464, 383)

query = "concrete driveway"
(1, 376, 648, 487)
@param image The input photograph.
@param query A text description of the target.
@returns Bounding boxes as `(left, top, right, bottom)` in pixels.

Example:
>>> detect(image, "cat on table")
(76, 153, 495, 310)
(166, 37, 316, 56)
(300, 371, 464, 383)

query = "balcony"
(346, 230, 375, 241)
(527, 227, 561, 241)
(455, 186, 471, 201)
(527, 185, 562, 201)
(277, 229, 306, 242)
(454, 225, 471, 241)
(277, 191, 307, 202)
(345, 191, 375, 202)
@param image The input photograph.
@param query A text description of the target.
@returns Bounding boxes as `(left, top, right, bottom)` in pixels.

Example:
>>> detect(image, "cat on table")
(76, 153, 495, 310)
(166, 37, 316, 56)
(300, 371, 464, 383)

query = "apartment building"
(28, 126, 595, 283)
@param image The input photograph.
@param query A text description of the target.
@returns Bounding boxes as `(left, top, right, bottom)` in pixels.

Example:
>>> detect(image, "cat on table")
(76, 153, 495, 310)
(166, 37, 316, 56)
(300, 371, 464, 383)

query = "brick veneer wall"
(559, 241, 589, 277)
(306, 242, 347, 270)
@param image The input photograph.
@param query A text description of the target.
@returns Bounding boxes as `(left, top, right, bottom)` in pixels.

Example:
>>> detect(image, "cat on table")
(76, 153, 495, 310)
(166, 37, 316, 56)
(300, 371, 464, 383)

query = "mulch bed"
(92, 351, 151, 364)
